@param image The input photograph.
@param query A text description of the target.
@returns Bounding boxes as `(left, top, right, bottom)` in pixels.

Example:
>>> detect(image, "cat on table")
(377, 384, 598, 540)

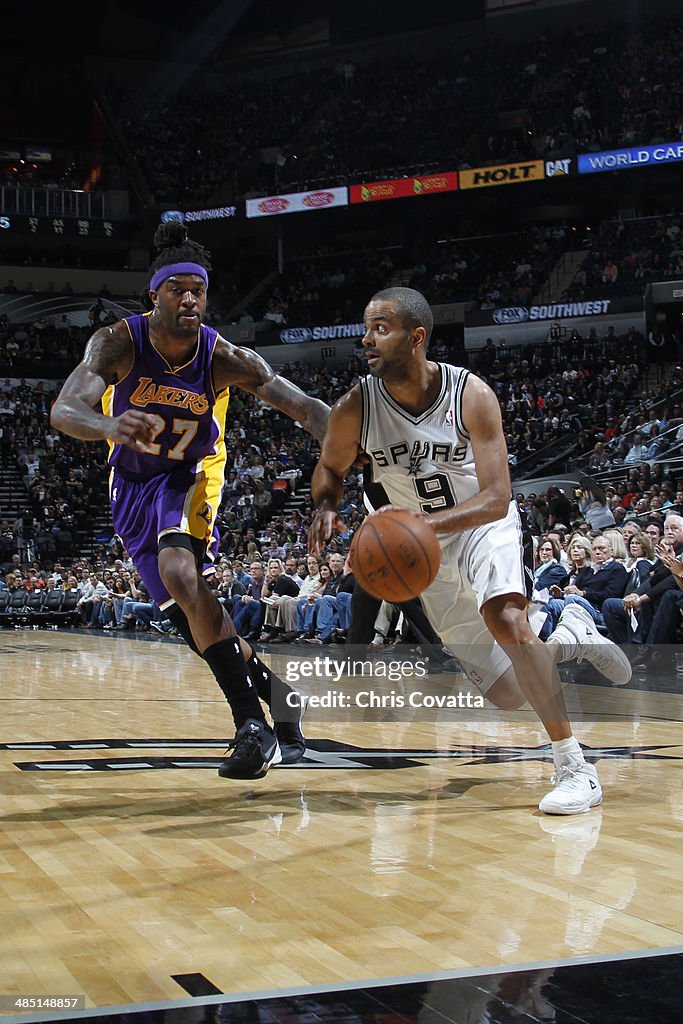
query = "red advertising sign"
(350, 172, 458, 204)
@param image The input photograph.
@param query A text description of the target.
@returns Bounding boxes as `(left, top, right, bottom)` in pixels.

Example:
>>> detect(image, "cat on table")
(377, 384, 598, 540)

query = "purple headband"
(150, 261, 209, 292)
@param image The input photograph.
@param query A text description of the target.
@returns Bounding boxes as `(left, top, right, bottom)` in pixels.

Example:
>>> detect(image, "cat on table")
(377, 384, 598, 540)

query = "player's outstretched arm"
(308, 388, 362, 554)
(50, 322, 159, 450)
(213, 339, 330, 442)
(427, 374, 511, 536)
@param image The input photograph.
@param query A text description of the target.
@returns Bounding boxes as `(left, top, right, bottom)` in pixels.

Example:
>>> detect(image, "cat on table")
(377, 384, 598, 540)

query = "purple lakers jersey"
(102, 312, 229, 481)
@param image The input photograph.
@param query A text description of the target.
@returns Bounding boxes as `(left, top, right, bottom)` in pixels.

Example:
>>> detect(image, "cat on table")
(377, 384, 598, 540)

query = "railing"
(574, 387, 683, 475)
(0, 186, 108, 219)
(511, 381, 683, 485)
(589, 457, 683, 493)
(511, 436, 578, 482)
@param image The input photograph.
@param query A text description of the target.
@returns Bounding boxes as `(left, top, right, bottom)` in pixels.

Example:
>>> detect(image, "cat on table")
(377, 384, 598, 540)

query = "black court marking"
(13, 753, 422, 771)
(2, 739, 234, 751)
(172, 973, 223, 997)
(0, 643, 68, 654)
(5, 739, 683, 773)
(7, 738, 423, 772)
(428, 742, 683, 765)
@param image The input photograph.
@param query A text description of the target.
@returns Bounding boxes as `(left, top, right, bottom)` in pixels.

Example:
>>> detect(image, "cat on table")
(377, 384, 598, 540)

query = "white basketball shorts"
(418, 501, 532, 694)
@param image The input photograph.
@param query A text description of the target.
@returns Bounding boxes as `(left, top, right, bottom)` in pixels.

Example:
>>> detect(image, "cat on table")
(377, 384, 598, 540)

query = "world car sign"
(578, 142, 683, 174)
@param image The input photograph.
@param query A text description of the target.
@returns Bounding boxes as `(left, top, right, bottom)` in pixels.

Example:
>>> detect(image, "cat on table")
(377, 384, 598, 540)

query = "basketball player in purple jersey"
(51, 220, 329, 779)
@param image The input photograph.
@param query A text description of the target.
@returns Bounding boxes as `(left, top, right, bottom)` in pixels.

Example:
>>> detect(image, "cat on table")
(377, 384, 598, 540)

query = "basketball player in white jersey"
(309, 287, 630, 815)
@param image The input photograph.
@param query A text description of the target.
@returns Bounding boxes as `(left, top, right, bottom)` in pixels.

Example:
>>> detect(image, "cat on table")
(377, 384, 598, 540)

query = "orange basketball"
(349, 506, 441, 602)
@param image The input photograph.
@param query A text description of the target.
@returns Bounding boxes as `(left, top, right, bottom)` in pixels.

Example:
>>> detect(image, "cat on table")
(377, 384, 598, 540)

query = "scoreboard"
(0, 215, 126, 238)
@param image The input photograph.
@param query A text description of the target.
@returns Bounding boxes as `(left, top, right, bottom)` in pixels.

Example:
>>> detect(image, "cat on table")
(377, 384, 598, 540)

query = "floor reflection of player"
(417, 970, 558, 1024)
(51, 220, 329, 780)
(309, 287, 627, 815)
(539, 811, 637, 955)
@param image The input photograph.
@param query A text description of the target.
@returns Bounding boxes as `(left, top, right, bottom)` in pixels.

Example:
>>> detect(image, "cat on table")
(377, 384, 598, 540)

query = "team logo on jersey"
(197, 501, 213, 525)
(371, 439, 469, 468)
(408, 441, 430, 476)
(130, 377, 209, 415)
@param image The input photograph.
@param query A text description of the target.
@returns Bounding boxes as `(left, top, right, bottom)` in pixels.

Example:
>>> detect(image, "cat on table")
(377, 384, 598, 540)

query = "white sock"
(552, 735, 583, 767)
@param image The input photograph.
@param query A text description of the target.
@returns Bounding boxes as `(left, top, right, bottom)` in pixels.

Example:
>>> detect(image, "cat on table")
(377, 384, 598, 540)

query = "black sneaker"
(274, 695, 307, 765)
(218, 719, 282, 779)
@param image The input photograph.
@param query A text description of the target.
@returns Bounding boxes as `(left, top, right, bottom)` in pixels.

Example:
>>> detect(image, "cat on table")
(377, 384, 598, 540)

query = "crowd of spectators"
(0, 356, 364, 573)
(565, 214, 683, 303)
(1, 158, 101, 192)
(524, 20, 683, 175)
(526, 504, 683, 659)
(0, 376, 110, 567)
(246, 226, 573, 326)
(107, 17, 683, 204)
(7, 468, 683, 647)
(3, 315, 683, 651)
(249, 208, 683, 330)
(107, 69, 340, 205)
(466, 324, 683, 470)
(0, 314, 92, 373)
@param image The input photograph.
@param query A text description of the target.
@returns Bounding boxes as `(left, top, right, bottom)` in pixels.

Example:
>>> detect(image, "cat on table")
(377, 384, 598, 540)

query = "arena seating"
(106, 17, 683, 202)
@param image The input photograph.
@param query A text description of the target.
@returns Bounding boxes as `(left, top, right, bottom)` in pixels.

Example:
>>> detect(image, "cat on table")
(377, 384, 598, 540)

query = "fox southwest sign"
(280, 322, 365, 343)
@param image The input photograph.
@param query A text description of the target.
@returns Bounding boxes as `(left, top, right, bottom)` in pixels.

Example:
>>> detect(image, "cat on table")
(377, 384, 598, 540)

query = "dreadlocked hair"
(149, 220, 213, 275)
(142, 219, 213, 309)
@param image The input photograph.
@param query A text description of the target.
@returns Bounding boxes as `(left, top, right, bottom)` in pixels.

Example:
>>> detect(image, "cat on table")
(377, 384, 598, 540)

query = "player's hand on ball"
(109, 410, 160, 452)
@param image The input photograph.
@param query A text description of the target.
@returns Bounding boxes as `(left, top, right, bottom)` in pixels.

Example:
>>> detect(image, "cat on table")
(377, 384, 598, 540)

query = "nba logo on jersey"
(444, 407, 454, 429)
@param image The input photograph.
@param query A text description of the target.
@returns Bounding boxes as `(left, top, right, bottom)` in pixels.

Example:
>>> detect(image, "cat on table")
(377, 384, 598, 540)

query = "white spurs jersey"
(359, 364, 479, 530)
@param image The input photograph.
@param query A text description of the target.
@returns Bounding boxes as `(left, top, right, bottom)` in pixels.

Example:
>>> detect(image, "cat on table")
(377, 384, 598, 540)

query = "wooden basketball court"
(1, 630, 682, 1013)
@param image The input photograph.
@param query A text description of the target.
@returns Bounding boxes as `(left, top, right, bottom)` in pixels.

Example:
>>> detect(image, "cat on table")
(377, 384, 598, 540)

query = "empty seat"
(56, 590, 80, 626)
(0, 588, 29, 626)
(26, 590, 47, 619)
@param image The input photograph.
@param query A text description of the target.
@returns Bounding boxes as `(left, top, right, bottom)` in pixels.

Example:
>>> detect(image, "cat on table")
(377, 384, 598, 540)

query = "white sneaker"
(539, 760, 602, 815)
(550, 603, 632, 686)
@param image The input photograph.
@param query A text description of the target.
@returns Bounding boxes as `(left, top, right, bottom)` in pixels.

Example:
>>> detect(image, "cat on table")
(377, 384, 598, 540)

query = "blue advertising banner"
(578, 142, 683, 174)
